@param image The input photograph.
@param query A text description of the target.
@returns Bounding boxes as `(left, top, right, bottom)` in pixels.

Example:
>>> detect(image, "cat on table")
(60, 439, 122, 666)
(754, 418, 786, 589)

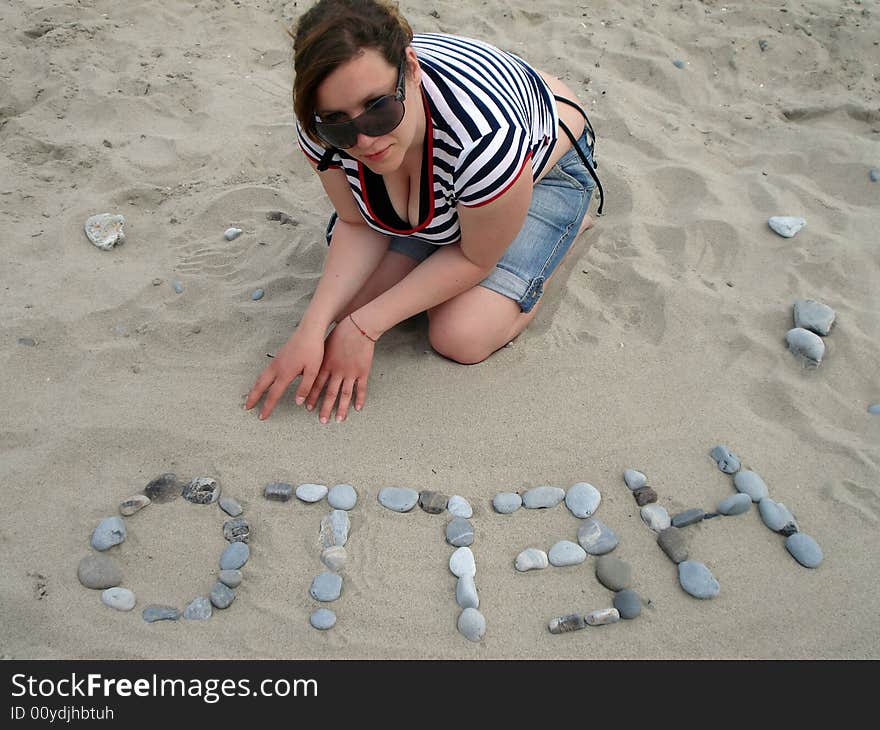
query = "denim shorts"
(390, 129, 596, 312)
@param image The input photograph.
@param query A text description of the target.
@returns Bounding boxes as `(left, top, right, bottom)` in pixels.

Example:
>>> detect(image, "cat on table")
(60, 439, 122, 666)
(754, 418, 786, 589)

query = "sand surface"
(2, 0, 879, 659)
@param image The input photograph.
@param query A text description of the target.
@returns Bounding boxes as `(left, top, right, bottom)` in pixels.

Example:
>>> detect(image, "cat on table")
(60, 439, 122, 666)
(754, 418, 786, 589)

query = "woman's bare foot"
(577, 213, 595, 238)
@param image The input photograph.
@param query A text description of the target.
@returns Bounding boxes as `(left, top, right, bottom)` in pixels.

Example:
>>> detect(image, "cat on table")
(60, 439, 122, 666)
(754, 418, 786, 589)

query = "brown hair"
(291, 0, 413, 144)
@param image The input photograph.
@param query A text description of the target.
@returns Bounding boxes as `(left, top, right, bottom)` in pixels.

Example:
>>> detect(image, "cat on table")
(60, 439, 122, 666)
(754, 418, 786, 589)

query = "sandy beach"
(1, 0, 879, 660)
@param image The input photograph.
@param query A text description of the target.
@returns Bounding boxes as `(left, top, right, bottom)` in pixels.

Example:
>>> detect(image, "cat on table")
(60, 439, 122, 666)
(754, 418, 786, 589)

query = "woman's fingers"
(335, 377, 358, 422)
(306, 370, 330, 411)
(354, 376, 367, 412)
(244, 367, 275, 410)
(319, 374, 343, 424)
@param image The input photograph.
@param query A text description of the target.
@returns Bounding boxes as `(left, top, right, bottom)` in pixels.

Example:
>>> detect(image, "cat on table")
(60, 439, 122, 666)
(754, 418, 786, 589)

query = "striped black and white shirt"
(296, 33, 559, 244)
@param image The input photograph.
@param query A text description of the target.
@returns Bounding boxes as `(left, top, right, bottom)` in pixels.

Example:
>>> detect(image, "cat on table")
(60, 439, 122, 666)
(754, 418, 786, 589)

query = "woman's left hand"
(305, 315, 375, 423)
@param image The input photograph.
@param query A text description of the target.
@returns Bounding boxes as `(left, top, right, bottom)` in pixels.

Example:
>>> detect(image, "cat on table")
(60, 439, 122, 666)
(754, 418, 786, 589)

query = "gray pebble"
(869, 167, 880, 183)
(585, 607, 620, 626)
(310, 571, 343, 602)
(18, 337, 37, 346)
(786, 327, 825, 365)
(657, 527, 689, 564)
(623, 469, 647, 490)
(223, 517, 250, 543)
(210, 582, 235, 609)
(640, 504, 671, 531)
(224, 227, 242, 240)
(266, 210, 297, 225)
(718, 493, 753, 515)
(152, 277, 162, 286)
(758, 38, 769, 51)
(77, 554, 123, 589)
(219, 569, 242, 588)
(219, 496, 243, 517)
(449, 547, 476, 578)
(710, 445, 741, 474)
(296, 483, 328, 503)
(785, 533, 823, 568)
(564, 482, 601, 518)
(378, 487, 419, 512)
(758, 498, 799, 535)
(320, 509, 350, 549)
(793, 299, 835, 336)
(672, 59, 686, 69)
(101, 587, 136, 612)
(143, 605, 180, 623)
(672, 508, 705, 528)
(734, 469, 769, 502)
(868, 404, 880, 414)
(678, 560, 720, 599)
(91, 516, 127, 551)
(172, 280, 184, 294)
(613, 589, 642, 619)
(219, 541, 249, 570)
(596, 555, 632, 591)
(447, 495, 473, 518)
(457, 607, 486, 642)
(446, 517, 475, 547)
(549, 614, 586, 634)
(522, 486, 565, 509)
(119, 494, 151, 516)
(264, 482, 293, 502)
(633, 486, 658, 506)
(84, 212, 125, 250)
(577, 518, 619, 555)
(143, 473, 180, 503)
(492, 492, 522, 514)
(515, 548, 549, 572)
(768, 216, 806, 238)
(321, 546, 347, 572)
(183, 596, 212, 620)
(182, 476, 221, 504)
(310, 608, 337, 630)
(418, 490, 448, 514)
(548, 540, 587, 567)
(455, 575, 479, 609)
(251, 288, 264, 301)
(327, 483, 357, 510)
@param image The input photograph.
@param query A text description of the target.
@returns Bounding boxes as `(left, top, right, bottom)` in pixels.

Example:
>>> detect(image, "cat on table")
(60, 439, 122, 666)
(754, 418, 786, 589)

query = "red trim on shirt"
(298, 139, 341, 169)
(458, 151, 533, 209)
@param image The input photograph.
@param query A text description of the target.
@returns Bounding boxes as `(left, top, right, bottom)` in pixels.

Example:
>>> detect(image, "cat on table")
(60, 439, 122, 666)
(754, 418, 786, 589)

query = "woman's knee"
(427, 315, 495, 365)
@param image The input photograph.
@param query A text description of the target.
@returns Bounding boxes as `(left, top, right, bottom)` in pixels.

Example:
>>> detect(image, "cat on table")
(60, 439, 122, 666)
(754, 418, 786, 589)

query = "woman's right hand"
(245, 327, 325, 420)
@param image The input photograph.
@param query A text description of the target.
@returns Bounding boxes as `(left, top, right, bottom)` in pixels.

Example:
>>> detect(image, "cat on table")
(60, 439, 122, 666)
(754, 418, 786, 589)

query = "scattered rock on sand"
(143, 605, 180, 623)
(793, 299, 835, 336)
(320, 546, 347, 573)
(183, 596, 212, 620)
(577, 518, 619, 555)
(172, 280, 184, 294)
(623, 469, 647, 490)
(785, 533, 823, 568)
(378, 487, 419, 512)
(119, 494, 151, 516)
(515, 548, 549, 572)
(101, 587, 136, 612)
(657, 527, 689, 564)
(84, 213, 125, 250)
(455, 575, 479, 609)
(264, 482, 293, 502)
(672, 59, 686, 69)
(251, 288, 264, 301)
(549, 614, 586, 634)
(633, 486, 658, 506)
(219, 569, 242, 588)
(446, 517, 475, 547)
(310, 572, 343, 602)
(564, 482, 601, 518)
(224, 227, 242, 240)
(758, 498, 799, 535)
(768, 216, 806, 238)
(718, 493, 752, 516)
(77, 554, 123, 589)
(734, 470, 769, 502)
(522, 486, 565, 509)
(447, 495, 473, 518)
(328, 484, 357, 510)
(868, 404, 880, 415)
(223, 517, 250, 543)
(640, 504, 671, 531)
(869, 168, 880, 183)
(210, 582, 235, 609)
(678, 560, 720, 599)
(548, 540, 587, 567)
(457, 607, 486, 642)
(710, 445, 741, 474)
(671, 508, 705, 528)
(596, 555, 632, 591)
(418, 490, 448, 514)
(182, 476, 221, 504)
(143, 473, 180, 503)
(296, 483, 328, 503)
(613, 589, 642, 619)
(449, 547, 476, 578)
(91, 516, 126, 551)
(18, 337, 36, 346)
(492, 492, 522, 514)
(310, 608, 336, 630)
(219, 542, 249, 570)
(320, 510, 350, 549)
(586, 608, 620, 626)
(219, 496, 243, 517)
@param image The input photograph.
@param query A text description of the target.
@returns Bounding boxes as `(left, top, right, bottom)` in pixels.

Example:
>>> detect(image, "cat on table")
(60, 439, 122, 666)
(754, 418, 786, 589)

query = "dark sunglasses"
(314, 58, 407, 149)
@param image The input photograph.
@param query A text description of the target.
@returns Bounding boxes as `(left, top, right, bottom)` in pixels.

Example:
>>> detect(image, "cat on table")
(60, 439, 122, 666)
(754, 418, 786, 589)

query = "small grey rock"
(870, 168, 880, 183)
(768, 216, 806, 238)
(320, 509, 350, 548)
(449, 547, 476, 578)
(549, 614, 586, 634)
(785, 533, 823, 568)
(548, 540, 587, 567)
(672, 59, 686, 69)
(77, 554, 123, 589)
(91, 516, 126, 551)
(143, 473, 180, 503)
(418, 490, 448, 514)
(613, 589, 642, 619)
(457, 608, 486, 642)
(734, 470, 770, 502)
(119, 494, 151, 516)
(224, 227, 242, 240)
(327, 483, 357, 510)
(596, 555, 632, 591)
(492, 492, 522, 514)
(868, 404, 880, 415)
(101, 587, 136, 612)
(296, 483, 328, 503)
(446, 517, 475, 547)
(183, 596, 212, 620)
(522, 486, 565, 509)
(759, 498, 799, 535)
(515, 548, 549, 572)
(251, 288, 264, 301)
(210, 582, 235, 609)
(633, 486, 658, 506)
(671, 508, 705, 528)
(172, 280, 184, 294)
(718, 493, 753, 516)
(223, 517, 250, 543)
(710, 445, 741, 474)
(786, 327, 825, 365)
(84, 212, 125, 250)
(321, 546, 347, 572)
(455, 575, 479, 609)
(310, 572, 343, 602)
(640, 504, 671, 531)
(152, 277, 162, 286)
(219, 541, 249, 570)
(447, 495, 473, 518)
(378, 487, 419, 512)
(218, 569, 242, 588)
(182, 476, 221, 504)
(310, 608, 336, 630)
(758, 38, 769, 51)
(219, 496, 243, 517)
(18, 337, 37, 346)
(585, 608, 620, 626)
(564, 482, 601, 518)
(793, 299, 835, 336)
(267, 210, 297, 225)
(623, 469, 647, 490)
(678, 560, 720, 599)
(264, 482, 293, 501)
(577, 518, 619, 555)
(657, 527, 689, 564)
(143, 605, 180, 623)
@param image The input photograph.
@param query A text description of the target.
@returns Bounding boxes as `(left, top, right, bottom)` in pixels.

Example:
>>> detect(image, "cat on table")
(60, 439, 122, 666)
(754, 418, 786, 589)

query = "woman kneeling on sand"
(246, 0, 603, 423)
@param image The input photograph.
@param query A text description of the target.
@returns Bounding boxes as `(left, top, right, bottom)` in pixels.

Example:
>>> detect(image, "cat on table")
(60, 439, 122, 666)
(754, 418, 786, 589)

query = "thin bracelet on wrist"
(348, 313, 378, 343)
